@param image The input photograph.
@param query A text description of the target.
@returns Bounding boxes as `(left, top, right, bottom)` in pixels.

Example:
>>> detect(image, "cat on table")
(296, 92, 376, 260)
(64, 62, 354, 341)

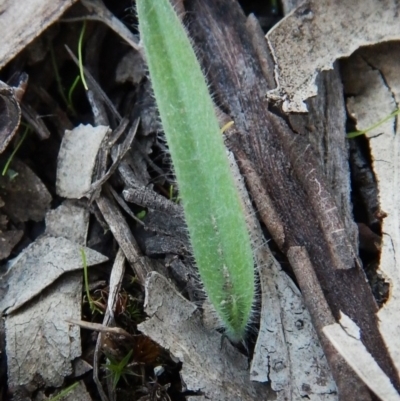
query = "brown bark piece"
(96, 192, 152, 286)
(229, 152, 337, 399)
(186, 0, 400, 396)
(288, 246, 372, 400)
(0, 229, 23, 261)
(287, 64, 358, 247)
(0, 80, 21, 154)
(0, 159, 52, 223)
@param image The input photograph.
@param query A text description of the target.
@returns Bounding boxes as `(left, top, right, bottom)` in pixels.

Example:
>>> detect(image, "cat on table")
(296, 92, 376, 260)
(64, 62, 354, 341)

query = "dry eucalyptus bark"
(266, 0, 400, 113)
(186, 0, 400, 398)
(0, 0, 78, 69)
(341, 42, 400, 386)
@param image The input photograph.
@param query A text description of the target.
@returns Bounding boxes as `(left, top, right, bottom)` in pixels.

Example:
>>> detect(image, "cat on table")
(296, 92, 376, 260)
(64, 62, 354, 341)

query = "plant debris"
(0, 0, 399, 400)
(267, 0, 400, 112)
(138, 272, 268, 401)
(56, 124, 111, 199)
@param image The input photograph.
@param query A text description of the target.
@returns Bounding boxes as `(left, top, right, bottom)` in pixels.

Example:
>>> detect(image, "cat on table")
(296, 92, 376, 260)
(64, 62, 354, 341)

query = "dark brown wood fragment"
(65, 45, 122, 123)
(29, 85, 74, 137)
(348, 139, 381, 227)
(144, 210, 187, 244)
(143, 234, 188, 257)
(0, 81, 21, 154)
(287, 64, 358, 247)
(0, 158, 52, 223)
(96, 189, 151, 285)
(186, 0, 400, 395)
(245, 14, 276, 91)
(89, 119, 139, 201)
(123, 187, 181, 215)
(20, 102, 51, 140)
(0, 229, 23, 261)
(288, 246, 372, 401)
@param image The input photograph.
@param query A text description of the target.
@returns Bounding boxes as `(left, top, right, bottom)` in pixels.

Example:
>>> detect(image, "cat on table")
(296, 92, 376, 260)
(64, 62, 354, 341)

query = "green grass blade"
(137, 0, 254, 340)
(48, 382, 78, 401)
(78, 21, 88, 91)
(347, 108, 400, 138)
(2, 126, 29, 176)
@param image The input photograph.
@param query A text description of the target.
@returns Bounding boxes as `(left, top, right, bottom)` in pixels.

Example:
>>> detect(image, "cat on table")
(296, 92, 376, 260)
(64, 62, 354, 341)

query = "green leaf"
(137, 0, 255, 340)
(105, 349, 134, 389)
(48, 382, 79, 401)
